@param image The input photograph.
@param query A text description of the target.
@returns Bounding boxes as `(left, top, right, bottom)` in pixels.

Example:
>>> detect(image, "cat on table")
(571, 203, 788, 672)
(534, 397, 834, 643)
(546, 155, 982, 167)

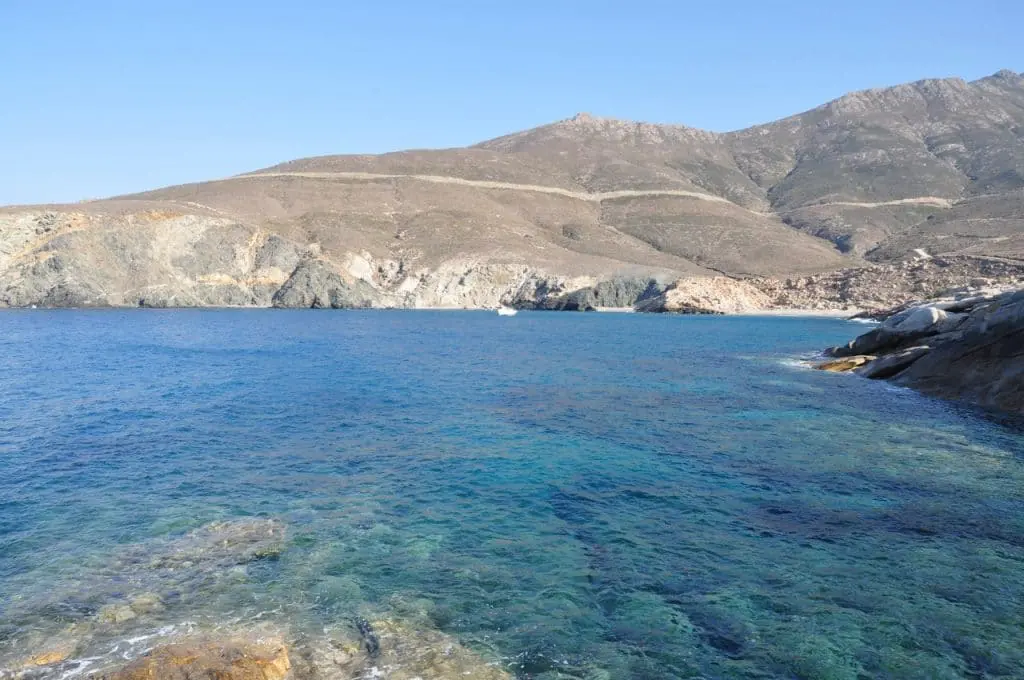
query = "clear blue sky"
(2, 0, 1021, 205)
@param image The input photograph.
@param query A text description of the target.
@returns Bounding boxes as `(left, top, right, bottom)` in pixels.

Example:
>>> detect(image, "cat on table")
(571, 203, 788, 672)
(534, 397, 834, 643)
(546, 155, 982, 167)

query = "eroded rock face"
(2, 203, 1022, 315)
(752, 257, 1024, 313)
(272, 259, 381, 309)
(636, 277, 770, 314)
(99, 638, 290, 680)
(532, 276, 664, 311)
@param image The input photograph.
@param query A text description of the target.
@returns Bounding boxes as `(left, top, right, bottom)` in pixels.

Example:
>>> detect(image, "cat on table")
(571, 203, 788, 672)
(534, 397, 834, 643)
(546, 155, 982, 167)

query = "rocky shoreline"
(3, 213, 1023, 319)
(815, 286, 1024, 415)
(0, 519, 513, 680)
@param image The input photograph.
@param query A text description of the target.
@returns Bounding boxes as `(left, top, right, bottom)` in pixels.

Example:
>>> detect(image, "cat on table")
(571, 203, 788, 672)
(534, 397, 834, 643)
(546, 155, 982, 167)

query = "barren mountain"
(1, 70, 1022, 309)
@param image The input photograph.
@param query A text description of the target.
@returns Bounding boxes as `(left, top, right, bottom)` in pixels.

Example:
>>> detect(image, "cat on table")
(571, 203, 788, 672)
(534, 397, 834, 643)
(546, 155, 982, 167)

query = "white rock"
(892, 306, 946, 333)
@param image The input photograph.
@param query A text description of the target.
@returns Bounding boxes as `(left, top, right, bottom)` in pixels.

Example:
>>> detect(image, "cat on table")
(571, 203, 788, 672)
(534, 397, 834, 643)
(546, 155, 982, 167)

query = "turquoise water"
(1, 310, 1023, 679)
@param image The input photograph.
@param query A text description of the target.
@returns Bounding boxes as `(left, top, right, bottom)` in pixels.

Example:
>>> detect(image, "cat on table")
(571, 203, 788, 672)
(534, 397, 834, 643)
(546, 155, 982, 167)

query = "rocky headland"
(816, 286, 1024, 415)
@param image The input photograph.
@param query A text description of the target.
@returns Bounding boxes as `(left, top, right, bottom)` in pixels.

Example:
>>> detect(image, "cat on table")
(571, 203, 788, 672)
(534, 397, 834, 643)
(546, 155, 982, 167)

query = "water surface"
(1, 310, 1023, 679)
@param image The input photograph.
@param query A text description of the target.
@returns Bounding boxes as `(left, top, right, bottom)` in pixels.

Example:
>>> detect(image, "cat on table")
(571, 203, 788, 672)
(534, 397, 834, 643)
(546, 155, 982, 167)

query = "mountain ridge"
(1, 69, 1022, 309)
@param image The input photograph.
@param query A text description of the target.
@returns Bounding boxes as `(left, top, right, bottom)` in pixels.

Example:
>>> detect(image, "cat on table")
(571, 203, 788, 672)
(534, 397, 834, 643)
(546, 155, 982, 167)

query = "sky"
(1, 0, 1021, 205)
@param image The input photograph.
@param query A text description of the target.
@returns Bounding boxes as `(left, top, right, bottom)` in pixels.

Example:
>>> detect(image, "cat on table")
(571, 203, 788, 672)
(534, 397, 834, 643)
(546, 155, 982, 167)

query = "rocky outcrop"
(528, 276, 665, 310)
(3, 618, 511, 680)
(100, 638, 291, 680)
(815, 356, 875, 372)
(819, 288, 1024, 414)
(894, 291, 1024, 413)
(636, 276, 771, 314)
(272, 259, 381, 309)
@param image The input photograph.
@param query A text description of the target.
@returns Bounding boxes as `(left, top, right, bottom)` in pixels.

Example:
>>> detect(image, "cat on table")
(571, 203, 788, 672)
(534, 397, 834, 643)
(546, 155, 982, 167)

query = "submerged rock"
(96, 604, 136, 625)
(1, 636, 78, 678)
(131, 518, 287, 570)
(301, 618, 512, 680)
(3, 518, 288, 650)
(99, 637, 290, 680)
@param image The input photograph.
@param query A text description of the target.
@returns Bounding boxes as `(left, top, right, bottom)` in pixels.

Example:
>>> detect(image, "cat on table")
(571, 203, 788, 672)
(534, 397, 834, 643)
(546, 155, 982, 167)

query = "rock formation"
(99, 638, 291, 680)
(636, 277, 770, 314)
(294, 618, 512, 680)
(2, 619, 512, 680)
(0, 518, 289, 670)
(817, 288, 1024, 414)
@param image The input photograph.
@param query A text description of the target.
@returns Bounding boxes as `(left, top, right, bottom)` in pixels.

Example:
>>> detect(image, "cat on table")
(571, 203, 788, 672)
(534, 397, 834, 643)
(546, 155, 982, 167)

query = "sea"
(1, 310, 1022, 679)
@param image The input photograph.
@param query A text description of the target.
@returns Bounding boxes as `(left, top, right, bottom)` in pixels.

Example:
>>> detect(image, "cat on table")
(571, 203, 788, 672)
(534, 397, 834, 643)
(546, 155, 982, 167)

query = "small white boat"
(497, 306, 517, 316)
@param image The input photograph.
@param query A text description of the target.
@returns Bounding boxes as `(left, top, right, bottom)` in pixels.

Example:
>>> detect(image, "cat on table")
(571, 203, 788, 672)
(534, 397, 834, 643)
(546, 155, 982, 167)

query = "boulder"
(855, 346, 931, 379)
(880, 305, 937, 331)
(100, 638, 290, 680)
(827, 327, 908, 357)
(815, 356, 876, 372)
(828, 308, 958, 357)
(886, 305, 945, 332)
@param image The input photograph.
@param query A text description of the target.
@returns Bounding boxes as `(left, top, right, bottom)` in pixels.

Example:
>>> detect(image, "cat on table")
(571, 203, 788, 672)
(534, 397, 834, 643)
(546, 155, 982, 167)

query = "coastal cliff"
(3, 209, 1023, 313)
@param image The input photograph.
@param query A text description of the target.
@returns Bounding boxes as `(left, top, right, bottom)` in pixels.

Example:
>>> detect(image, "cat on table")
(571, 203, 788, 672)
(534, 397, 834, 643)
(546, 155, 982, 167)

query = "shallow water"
(1, 310, 1023, 679)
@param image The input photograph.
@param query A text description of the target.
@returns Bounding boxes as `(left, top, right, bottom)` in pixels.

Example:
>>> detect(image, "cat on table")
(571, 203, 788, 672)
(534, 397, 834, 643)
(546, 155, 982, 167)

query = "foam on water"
(1, 310, 1022, 679)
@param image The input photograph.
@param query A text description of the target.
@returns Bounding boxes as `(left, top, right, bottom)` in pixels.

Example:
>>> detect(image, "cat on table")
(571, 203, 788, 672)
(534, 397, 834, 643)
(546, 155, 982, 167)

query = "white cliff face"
(636, 277, 771, 314)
